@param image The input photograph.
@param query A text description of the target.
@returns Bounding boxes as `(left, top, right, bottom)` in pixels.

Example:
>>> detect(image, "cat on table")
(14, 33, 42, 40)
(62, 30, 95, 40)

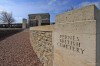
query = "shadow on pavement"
(0, 29, 24, 41)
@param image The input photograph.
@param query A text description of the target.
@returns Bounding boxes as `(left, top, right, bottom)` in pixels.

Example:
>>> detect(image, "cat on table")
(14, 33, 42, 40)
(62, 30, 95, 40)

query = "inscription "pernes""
(57, 35, 85, 54)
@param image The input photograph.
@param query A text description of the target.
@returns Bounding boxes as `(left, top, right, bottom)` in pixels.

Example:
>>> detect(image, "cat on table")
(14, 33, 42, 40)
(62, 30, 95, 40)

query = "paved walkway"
(0, 29, 43, 66)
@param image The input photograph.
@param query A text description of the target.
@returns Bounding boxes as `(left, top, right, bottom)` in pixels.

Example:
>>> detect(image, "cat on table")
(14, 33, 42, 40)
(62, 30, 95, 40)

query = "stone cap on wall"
(30, 25, 55, 31)
(56, 5, 99, 24)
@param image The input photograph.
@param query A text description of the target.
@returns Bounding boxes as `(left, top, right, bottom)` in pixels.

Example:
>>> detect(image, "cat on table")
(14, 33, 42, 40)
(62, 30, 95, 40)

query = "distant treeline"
(0, 23, 22, 28)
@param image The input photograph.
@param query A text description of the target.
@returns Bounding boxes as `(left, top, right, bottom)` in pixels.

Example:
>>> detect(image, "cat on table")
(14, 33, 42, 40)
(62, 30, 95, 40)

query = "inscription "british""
(57, 35, 85, 54)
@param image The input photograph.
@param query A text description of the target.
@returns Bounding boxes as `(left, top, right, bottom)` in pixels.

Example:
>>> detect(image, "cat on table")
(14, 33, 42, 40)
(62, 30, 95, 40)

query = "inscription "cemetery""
(57, 35, 85, 54)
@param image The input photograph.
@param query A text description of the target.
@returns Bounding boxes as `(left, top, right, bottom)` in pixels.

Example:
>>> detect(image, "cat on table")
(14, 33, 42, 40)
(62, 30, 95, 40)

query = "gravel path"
(0, 29, 43, 66)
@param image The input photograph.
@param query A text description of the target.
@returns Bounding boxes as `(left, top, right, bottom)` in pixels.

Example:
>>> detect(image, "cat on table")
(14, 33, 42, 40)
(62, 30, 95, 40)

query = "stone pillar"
(53, 5, 100, 66)
(22, 18, 27, 29)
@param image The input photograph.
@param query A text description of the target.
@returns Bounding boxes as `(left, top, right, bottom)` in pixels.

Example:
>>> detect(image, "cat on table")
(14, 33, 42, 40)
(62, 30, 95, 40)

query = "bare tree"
(0, 11, 15, 27)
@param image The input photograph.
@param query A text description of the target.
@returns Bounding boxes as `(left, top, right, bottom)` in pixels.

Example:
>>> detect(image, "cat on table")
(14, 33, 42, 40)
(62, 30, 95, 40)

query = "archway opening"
(36, 20, 38, 26)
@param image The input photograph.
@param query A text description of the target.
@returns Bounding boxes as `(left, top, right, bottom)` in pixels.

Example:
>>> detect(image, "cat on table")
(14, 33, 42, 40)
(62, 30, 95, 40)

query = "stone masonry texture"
(30, 30, 53, 66)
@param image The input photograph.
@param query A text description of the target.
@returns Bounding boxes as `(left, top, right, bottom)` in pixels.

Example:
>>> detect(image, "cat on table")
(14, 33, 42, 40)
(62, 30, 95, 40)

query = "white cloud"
(0, 0, 69, 22)
(0, 0, 53, 22)
(0, 7, 6, 12)
(48, 0, 56, 5)
(14, 17, 23, 23)
(47, 0, 69, 14)
(48, 0, 68, 6)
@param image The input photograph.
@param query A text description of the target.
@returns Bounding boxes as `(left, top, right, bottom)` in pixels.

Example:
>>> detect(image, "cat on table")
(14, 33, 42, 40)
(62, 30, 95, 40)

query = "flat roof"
(28, 13, 50, 16)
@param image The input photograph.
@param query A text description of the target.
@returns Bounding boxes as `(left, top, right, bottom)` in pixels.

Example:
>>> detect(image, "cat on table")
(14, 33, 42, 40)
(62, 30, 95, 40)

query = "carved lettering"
(80, 49, 85, 54)
(58, 35, 85, 54)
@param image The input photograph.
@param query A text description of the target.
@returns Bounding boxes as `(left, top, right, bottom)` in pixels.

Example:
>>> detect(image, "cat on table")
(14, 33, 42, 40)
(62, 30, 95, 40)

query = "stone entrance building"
(28, 13, 50, 27)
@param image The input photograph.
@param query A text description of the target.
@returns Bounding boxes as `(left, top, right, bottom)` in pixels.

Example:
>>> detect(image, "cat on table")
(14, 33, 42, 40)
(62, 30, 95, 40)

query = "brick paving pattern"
(0, 30, 43, 66)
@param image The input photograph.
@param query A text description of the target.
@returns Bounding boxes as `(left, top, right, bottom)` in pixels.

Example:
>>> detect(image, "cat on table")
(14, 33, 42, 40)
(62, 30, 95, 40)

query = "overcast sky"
(0, 0, 100, 23)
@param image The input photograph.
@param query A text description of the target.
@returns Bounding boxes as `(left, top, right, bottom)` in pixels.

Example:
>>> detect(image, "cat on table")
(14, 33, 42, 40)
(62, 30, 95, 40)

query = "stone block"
(53, 5, 100, 66)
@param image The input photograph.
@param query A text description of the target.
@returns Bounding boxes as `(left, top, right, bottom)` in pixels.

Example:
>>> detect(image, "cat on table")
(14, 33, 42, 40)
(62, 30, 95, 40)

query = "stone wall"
(0, 24, 22, 28)
(30, 25, 54, 66)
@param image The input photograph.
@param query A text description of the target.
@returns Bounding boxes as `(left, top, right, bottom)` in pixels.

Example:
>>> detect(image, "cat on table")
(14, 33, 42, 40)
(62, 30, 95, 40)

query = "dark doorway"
(36, 20, 38, 26)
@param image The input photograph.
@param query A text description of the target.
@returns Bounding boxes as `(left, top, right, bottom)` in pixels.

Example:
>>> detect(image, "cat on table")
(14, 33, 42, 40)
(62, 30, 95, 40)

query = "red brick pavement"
(0, 30, 43, 66)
